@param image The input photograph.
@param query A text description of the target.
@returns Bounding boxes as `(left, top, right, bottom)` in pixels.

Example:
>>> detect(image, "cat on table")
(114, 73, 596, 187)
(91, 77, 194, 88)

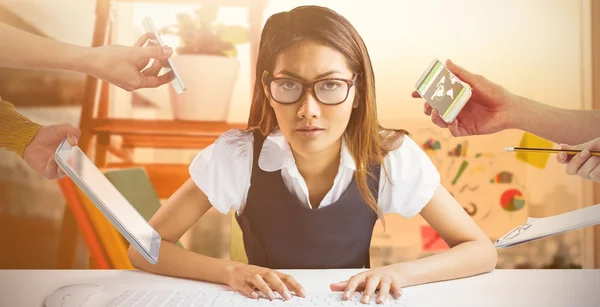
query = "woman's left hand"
(329, 266, 406, 304)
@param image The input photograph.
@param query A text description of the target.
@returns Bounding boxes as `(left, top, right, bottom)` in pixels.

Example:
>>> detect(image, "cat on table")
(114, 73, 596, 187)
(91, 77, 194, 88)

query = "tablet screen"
(55, 139, 160, 264)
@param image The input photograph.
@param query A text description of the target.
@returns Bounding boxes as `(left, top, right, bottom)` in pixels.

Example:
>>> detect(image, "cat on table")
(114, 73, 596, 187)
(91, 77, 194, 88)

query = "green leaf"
(223, 48, 238, 57)
(166, 6, 248, 57)
(216, 25, 249, 45)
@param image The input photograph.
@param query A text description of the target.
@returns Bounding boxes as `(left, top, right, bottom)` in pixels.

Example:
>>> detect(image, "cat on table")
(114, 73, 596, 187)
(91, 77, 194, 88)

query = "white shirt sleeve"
(378, 135, 441, 218)
(188, 129, 254, 215)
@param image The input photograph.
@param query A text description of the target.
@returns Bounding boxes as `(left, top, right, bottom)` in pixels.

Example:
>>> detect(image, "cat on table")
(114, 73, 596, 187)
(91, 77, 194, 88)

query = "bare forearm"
(393, 240, 497, 287)
(129, 240, 241, 285)
(0, 23, 94, 73)
(512, 96, 600, 144)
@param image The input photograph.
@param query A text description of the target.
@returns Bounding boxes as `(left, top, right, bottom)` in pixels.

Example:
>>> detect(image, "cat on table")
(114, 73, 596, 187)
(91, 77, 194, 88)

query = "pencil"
(505, 147, 600, 156)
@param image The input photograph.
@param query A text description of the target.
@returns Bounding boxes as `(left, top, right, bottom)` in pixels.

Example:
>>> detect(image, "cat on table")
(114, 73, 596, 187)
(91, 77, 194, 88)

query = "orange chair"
(56, 178, 111, 269)
(57, 175, 134, 269)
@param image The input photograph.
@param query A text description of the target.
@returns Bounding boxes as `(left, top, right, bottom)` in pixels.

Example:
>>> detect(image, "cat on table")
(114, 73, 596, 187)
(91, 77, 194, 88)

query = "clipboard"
(54, 139, 161, 264)
(494, 203, 600, 248)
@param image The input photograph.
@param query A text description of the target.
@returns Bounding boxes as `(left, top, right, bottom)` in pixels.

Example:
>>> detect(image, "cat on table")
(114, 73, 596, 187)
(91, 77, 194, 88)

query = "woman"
(129, 5, 497, 305)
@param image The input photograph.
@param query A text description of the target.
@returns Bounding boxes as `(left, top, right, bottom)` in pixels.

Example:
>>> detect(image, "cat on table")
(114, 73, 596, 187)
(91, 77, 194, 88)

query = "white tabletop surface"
(1, 269, 600, 306)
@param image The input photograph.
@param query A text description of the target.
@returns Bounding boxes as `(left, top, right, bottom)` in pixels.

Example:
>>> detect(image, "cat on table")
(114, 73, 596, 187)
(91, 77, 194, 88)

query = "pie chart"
(500, 189, 526, 212)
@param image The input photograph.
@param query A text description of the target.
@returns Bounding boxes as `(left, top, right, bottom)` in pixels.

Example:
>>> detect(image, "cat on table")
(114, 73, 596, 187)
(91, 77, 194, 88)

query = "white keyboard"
(107, 290, 217, 307)
(107, 290, 412, 307)
(212, 291, 412, 306)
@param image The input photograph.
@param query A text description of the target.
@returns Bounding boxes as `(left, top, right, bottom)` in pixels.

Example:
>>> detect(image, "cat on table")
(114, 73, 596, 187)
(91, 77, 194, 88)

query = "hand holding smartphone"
(141, 16, 186, 94)
(415, 59, 471, 124)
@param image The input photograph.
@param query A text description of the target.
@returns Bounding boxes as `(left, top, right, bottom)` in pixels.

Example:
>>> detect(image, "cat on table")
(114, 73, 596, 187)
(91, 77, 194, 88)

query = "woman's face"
(265, 41, 356, 156)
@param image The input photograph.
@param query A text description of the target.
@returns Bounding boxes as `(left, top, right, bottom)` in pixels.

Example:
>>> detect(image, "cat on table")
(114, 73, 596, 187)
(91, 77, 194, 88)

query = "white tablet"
(55, 139, 161, 264)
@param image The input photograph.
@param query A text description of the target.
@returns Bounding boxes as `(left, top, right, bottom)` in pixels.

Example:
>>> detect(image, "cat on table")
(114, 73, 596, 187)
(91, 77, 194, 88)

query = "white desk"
(1, 269, 599, 306)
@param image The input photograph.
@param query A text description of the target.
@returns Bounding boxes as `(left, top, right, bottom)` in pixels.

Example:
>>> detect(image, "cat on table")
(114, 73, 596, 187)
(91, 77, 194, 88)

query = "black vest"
(235, 131, 380, 269)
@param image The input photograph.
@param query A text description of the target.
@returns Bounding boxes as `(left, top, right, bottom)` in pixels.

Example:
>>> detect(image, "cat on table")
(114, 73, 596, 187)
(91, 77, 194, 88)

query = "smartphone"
(141, 16, 186, 94)
(415, 59, 471, 123)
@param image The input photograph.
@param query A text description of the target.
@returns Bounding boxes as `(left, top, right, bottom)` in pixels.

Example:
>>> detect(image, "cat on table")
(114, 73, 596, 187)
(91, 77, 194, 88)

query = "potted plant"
(161, 5, 248, 121)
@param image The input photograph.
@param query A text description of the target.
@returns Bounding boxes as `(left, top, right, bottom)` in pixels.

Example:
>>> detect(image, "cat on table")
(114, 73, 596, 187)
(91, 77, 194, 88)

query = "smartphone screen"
(141, 16, 186, 94)
(417, 60, 467, 117)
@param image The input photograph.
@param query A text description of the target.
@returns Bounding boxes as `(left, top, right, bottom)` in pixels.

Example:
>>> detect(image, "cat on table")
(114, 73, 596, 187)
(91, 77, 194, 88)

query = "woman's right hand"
(225, 263, 306, 301)
(412, 59, 522, 137)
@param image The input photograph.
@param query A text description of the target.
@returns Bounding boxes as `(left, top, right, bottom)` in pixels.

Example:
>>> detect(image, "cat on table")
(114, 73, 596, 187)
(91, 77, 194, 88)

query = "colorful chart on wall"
(409, 125, 529, 243)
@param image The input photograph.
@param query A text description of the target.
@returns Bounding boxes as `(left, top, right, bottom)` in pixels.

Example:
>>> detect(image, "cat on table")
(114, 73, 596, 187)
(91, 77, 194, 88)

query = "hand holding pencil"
(506, 137, 600, 183)
(557, 137, 600, 183)
(505, 147, 600, 156)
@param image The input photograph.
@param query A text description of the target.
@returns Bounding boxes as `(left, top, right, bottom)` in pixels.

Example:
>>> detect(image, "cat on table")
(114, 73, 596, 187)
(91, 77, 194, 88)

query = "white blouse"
(189, 129, 440, 218)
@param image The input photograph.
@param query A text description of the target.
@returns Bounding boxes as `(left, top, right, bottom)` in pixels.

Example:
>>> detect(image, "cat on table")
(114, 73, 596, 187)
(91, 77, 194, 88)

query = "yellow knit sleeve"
(0, 97, 42, 157)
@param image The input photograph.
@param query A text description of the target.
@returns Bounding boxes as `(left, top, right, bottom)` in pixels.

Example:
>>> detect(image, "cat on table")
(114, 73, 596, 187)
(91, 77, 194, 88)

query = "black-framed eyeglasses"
(263, 71, 358, 105)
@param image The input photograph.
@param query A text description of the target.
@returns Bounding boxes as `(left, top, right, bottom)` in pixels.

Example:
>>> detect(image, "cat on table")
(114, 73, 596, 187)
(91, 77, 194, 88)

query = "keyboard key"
(108, 290, 216, 307)
(108, 289, 411, 306)
(107, 290, 136, 307)
(212, 291, 411, 306)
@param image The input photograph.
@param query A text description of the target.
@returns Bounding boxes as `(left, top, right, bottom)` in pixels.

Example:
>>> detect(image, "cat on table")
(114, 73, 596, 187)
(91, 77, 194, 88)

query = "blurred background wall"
(0, 0, 597, 270)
